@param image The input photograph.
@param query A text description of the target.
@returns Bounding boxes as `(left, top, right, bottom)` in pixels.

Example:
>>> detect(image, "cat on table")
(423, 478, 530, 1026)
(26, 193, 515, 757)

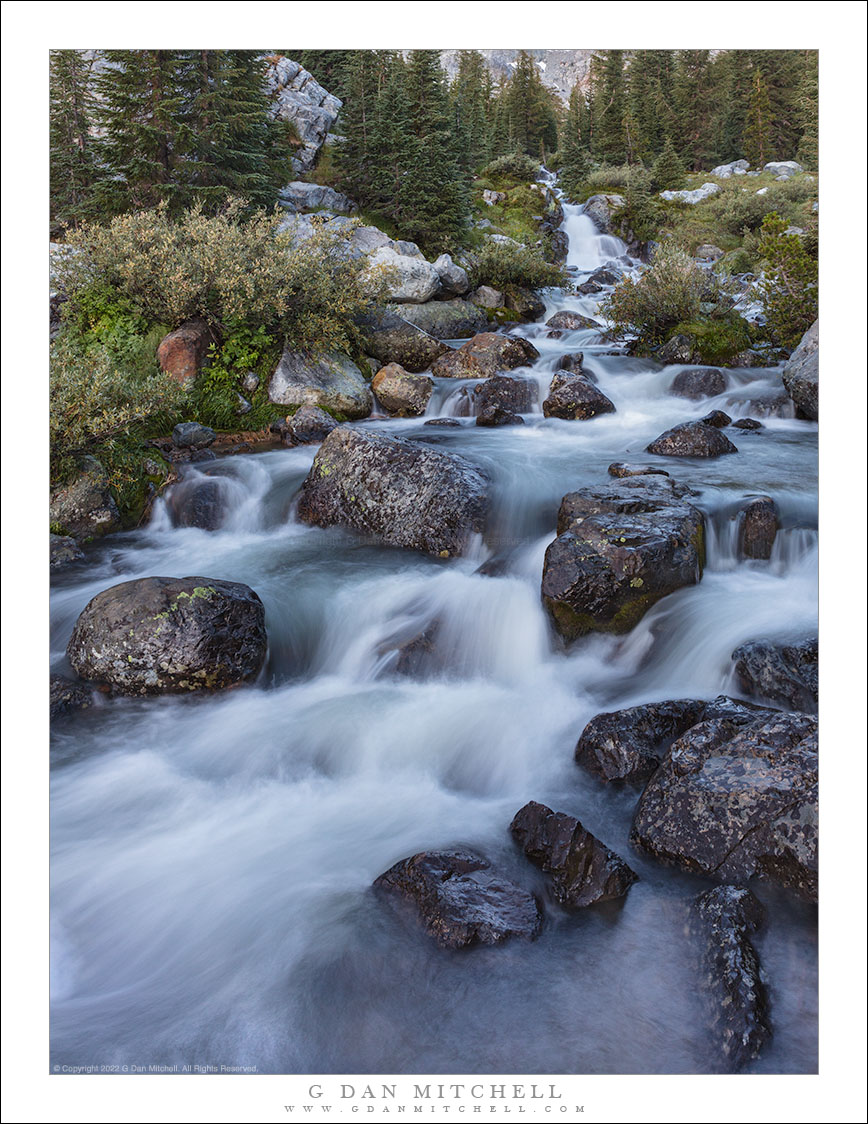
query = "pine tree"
(671, 50, 715, 169)
(591, 50, 627, 165)
(651, 136, 686, 190)
(451, 51, 493, 172)
(334, 51, 391, 208)
(503, 51, 558, 160)
(742, 69, 773, 168)
(49, 49, 98, 233)
(368, 53, 412, 217)
(796, 50, 818, 170)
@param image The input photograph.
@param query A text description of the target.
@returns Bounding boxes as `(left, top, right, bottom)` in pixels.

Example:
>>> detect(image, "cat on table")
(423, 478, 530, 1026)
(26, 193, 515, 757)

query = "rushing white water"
(564, 204, 629, 272)
(50, 202, 818, 1076)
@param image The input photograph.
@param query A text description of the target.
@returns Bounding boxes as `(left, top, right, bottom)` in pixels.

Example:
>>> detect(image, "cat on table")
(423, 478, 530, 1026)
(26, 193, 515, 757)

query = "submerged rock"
(575, 695, 769, 784)
(631, 710, 818, 900)
(268, 348, 372, 419)
(737, 496, 779, 560)
(50, 675, 94, 721)
(781, 320, 818, 421)
(66, 576, 268, 695)
(690, 886, 771, 1071)
(49, 533, 85, 568)
(543, 478, 704, 641)
(647, 420, 738, 458)
(510, 801, 637, 907)
(669, 367, 728, 400)
(372, 363, 434, 416)
(373, 849, 542, 949)
(731, 637, 818, 714)
(166, 477, 228, 530)
(296, 426, 488, 558)
(542, 373, 615, 420)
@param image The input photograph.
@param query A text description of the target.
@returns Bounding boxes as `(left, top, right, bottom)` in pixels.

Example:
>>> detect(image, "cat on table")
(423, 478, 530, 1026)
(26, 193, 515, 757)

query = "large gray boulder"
(296, 426, 488, 558)
(631, 710, 818, 901)
(542, 477, 704, 641)
(710, 159, 750, 179)
(433, 253, 470, 297)
(510, 801, 637, 908)
(781, 320, 818, 420)
(763, 160, 803, 179)
(358, 309, 448, 373)
(278, 181, 357, 214)
(268, 348, 372, 419)
(659, 183, 721, 204)
(362, 245, 441, 303)
(265, 57, 342, 173)
(583, 194, 625, 234)
(388, 299, 487, 340)
(66, 576, 268, 695)
(373, 849, 542, 949)
(49, 457, 121, 541)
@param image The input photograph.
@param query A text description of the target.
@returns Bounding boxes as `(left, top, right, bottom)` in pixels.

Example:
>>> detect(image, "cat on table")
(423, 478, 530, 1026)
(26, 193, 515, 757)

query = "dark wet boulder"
(543, 373, 615, 420)
(50, 675, 94, 721)
(391, 623, 442, 678)
(576, 279, 603, 295)
(546, 310, 601, 332)
(423, 417, 463, 427)
(510, 801, 637, 907)
(373, 849, 542, 949)
(372, 363, 434, 417)
(781, 319, 818, 420)
(358, 309, 448, 373)
(700, 410, 732, 429)
(285, 405, 339, 445)
(690, 886, 770, 1071)
(556, 476, 693, 531)
(172, 422, 217, 448)
(296, 426, 488, 558)
(503, 285, 546, 321)
(607, 463, 670, 479)
(647, 420, 738, 458)
(731, 637, 818, 713)
(473, 375, 535, 415)
(476, 405, 525, 427)
(588, 268, 621, 286)
(50, 533, 85, 568)
(543, 483, 704, 641)
(554, 352, 588, 376)
(737, 496, 779, 560)
(66, 576, 268, 696)
(49, 457, 122, 542)
(431, 332, 539, 379)
(388, 298, 487, 340)
(631, 710, 818, 900)
(575, 695, 769, 784)
(166, 477, 228, 530)
(669, 367, 728, 400)
(732, 418, 763, 431)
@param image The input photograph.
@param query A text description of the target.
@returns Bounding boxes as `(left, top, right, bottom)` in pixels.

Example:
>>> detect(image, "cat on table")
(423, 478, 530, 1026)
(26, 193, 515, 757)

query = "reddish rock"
(157, 318, 213, 383)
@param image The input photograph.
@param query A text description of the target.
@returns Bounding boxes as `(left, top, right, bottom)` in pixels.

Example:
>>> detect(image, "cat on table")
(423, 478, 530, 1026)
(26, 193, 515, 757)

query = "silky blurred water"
(50, 201, 817, 1076)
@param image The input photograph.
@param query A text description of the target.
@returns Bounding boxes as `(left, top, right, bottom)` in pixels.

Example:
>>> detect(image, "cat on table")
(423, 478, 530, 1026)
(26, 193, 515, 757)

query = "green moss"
(670, 314, 751, 365)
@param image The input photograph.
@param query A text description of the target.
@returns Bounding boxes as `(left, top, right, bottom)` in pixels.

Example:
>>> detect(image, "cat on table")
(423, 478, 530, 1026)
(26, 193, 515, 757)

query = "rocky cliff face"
(438, 49, 596, 102)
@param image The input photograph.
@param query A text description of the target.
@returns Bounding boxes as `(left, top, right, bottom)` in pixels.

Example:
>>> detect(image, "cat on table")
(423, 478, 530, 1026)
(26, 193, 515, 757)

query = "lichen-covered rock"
(373, 849, 542, 949)
(647, 420, 738, 458)
(542, 373, 615, 420)
(265, 57, 342, 173)
(763, 160, 803, 179)
(285, 405, 339, 445)
(659, 183, 721, 204)
(473, 375, 535, 416)
(49, 457, 122, 541)
(543, 479, 704, 641)
(296, 426, 488, 558)
(50, 675, 94, 721)
(363, 245, 441, 303)
(669, 367, 729, 400)
(358, 309, 448, 373)
(781, 320, 818, 420)
(50, 533, 85, 568)
(431, 332, 539, 379)
(700, 410, 732, 429)
(690, 886, 770, 1071)
(583, 194, 625, 234)
(66, 576, 268, 695)
(268, 348, 372, 419)
(737, 496, 779, 560)
(546, 310, 601, 332)
(710, 159, 750, 178)
(278, 181, 356, 214)
(388, 299, 487, 340)
(575, 695, 769, 784)
(372, 364, 434, 416)
(157, 319, 213, 384)
(510, 801, 637, 907)
(433, 253, 470, 297)
(731, 637, 818, 714)
(468, 285, 504, 309)
(476, 405, 525, 427)
(502, 285, 545, 321)
(172, 422, 216, 448)
(631, 710, 818, 900)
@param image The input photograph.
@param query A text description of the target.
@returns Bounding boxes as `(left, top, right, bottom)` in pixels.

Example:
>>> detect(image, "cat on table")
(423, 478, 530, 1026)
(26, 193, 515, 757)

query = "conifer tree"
(503, 51, 558, 159)
(651, 136, 686, 190)
(369, 53, 412, 216)
(671, 50, 714, 168)
(796, 50, 819, 170)
(591, 51, 627, 164)
(742, 69, 773, 168)
(49, 49, 98, 233)
(451, 51, 493, 172)
(334, 51, 391, 208)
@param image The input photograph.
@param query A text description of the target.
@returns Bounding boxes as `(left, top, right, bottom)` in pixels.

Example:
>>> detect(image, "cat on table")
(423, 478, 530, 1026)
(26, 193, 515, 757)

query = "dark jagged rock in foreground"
(647, 419, 738, 458)
(373, 849, 542, 949)
(473, 374, 535, 415)
(731, 636, 818, 713)
(632, 710, 818, 900)
(510, 801, 637, 907)
(543, 477, 704, 641)
(575, 695, 770, 784)
(690, 885, 771, 1071)
(67, 576, 267, 695)
(296, 426, 488, 558)
(542, 373, 616, 420)
(737, 496, 779, 560)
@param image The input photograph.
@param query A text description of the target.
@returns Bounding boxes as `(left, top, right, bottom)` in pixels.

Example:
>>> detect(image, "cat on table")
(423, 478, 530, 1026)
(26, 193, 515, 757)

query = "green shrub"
(612, 170, 662, 243)
(481, 152, 541, 183)
(601, 242, 708, 346)
(190, 323, 281, 430)
(671, 314, 751, 364)
(581, 164, 634, 195)
(756, 212, 818, 349)
(470, 240, 566, 291)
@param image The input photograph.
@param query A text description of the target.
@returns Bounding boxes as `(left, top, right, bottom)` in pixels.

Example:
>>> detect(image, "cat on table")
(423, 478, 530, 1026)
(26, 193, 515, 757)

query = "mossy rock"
(669, 314, 752, 366)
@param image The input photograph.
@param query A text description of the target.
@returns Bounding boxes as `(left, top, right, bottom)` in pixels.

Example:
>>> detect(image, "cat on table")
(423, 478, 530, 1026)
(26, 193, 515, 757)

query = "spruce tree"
(557, 86, 591, 202)
(451, 50, 492, 172)
(742, 69, 773, 168)
(504, 51, 558, 160)
(651, 136, 686, 190)
(671, 50, 714, 169)
(49, 49, 98, 233)
(334, 51, 391, 209)
(796, 50, 819, 170)
(591, 51, 627, 165)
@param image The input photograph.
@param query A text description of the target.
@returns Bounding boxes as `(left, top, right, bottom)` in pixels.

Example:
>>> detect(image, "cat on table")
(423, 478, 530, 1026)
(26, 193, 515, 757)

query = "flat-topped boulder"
(631, 710, 818, 900)
(669, 367, 728, 400)
(268, 348, 373, 419)
(647, 420, 738, 458)
(373, 849, 542, 949)
(546, 310, 601, 332)
(430, 332, 539, 379)
(542, 373, 615, 420)
(296, 426, 488, 558)
(66, 576, 268, 695)
(473, 375, 535, 416)
(358, 309, 448, 373)
(731, 636, 818, 713)
(781, 320, 818, 420)
(388, 298, 487, 340)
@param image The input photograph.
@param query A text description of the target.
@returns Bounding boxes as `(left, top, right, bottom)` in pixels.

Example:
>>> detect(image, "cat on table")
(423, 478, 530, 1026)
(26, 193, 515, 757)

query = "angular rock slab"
(631, 711, 818, 900)
(358, 309, 448, 373)
(373, 849, 542, 949)
(268, 348, 372, 419)
(647, 420, 738, 457)
(296, 426, 488, 558)
(781, 319, 818, 421)
(67, 576, 268, 695)
(510, 801, 637, 907)
(690, 886, 770, 1071)
(431, 333, 539, 380)
(731, 637, 818, 714)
